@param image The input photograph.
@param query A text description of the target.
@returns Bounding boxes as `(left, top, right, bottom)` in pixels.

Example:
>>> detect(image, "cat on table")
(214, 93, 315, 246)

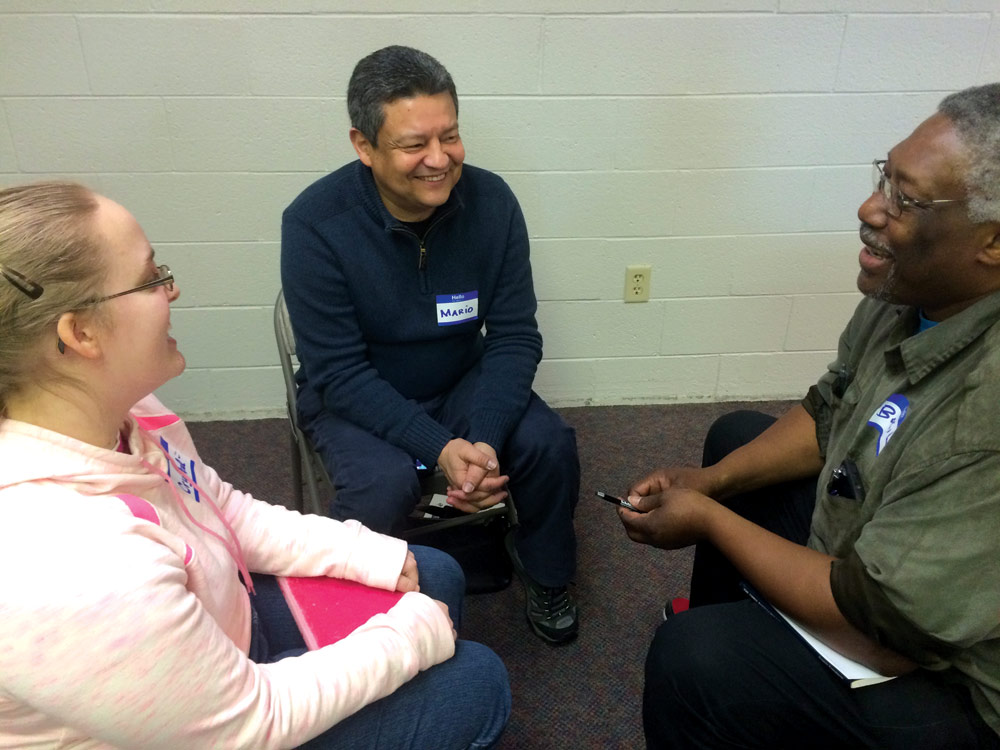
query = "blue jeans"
(301, 363, 579, 587)
(249, 546, 510, 749)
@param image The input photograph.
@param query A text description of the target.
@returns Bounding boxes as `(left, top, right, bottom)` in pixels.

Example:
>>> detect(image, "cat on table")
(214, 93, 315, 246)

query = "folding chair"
(274, 288, 331, 517)
(273, 290, 516, 540)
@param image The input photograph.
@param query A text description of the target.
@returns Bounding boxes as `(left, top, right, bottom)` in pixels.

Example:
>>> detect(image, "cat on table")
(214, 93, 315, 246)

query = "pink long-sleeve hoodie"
(0, 395, 455, 749)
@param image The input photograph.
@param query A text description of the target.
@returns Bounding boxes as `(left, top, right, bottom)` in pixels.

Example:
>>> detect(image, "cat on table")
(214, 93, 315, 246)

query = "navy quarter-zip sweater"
(281, 160, 543, 468)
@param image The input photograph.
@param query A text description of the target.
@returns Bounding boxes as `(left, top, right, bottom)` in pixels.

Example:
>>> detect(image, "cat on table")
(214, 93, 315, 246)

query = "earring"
(57, 338, 66, 354)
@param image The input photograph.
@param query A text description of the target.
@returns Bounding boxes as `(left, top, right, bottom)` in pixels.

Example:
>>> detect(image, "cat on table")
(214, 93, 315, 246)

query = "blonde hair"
(0, 182, 107, 412)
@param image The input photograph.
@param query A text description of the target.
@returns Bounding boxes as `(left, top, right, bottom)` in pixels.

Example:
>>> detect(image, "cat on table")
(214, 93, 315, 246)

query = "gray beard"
(866, 261, 898, 303)
(858, 224, 898, 303)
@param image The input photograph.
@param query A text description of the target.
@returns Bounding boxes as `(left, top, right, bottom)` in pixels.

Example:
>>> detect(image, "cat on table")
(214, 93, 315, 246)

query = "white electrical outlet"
(625, 264, 651, 302)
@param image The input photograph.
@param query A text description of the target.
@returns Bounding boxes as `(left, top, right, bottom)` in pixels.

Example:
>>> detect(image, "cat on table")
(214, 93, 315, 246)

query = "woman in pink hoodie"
(0, 181, 510, 749)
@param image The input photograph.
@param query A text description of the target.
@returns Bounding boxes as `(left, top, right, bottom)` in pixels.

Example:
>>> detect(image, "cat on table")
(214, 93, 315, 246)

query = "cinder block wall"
(2, 2, 998, 419)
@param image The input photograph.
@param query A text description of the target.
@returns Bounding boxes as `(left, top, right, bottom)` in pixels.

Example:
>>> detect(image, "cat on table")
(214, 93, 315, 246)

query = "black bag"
(404, 510, 513, 594)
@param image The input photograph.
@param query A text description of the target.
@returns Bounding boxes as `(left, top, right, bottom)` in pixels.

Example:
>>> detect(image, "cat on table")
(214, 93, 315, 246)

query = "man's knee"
(644, 615, 726, 708)
(645, 608, 776, 749)
(644, 617, 721, 748)
(507, 397, 579, 471)
(327, 453, 422, 532)
(702, 410, 777, 467)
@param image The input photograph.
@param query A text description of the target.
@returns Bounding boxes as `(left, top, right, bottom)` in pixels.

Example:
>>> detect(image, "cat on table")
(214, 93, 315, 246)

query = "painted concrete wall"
(2, 2, 998, 418)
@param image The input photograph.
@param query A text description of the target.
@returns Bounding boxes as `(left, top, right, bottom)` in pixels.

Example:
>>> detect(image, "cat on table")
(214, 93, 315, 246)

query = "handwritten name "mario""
(440, 306, 474, 318)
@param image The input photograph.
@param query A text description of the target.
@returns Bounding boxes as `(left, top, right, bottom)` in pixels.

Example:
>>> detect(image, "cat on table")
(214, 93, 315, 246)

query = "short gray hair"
(939, 82, 1000, 224)
(347, 46, 458, 147)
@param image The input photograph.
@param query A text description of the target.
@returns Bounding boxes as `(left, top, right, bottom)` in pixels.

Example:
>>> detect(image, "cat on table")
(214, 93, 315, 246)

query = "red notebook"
(277, 575, 404, 650)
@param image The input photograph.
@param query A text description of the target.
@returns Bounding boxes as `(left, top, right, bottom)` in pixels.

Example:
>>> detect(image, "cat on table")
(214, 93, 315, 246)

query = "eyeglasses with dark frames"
(872, 160, 964, 218)
(0, 262, 44, 300)
(85, 264, 174, 306)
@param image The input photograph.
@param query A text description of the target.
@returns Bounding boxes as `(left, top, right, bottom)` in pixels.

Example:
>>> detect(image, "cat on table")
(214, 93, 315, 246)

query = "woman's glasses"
(85, 264, 174, 305)
(0, 263, 174, 305)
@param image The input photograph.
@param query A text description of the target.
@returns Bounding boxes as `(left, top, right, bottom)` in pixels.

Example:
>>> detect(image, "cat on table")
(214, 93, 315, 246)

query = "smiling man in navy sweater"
(281, 46, 580, 644)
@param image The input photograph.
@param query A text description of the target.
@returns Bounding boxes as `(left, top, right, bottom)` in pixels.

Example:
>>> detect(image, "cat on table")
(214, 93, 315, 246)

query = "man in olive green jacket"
(622, 82, 1000, 749)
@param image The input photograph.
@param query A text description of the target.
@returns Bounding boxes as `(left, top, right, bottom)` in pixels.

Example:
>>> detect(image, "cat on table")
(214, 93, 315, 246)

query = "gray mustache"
(859, 224, 892, 256)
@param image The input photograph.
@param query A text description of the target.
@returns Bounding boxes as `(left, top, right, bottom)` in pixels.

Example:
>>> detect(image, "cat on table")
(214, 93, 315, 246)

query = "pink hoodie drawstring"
(139, 440, 255, 594)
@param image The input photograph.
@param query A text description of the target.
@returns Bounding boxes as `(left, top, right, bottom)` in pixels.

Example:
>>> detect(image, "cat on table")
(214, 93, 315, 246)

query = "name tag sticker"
(867, 394, 909, 456)
(436, 291, 478, 326)
(159, 437, 201, 501)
